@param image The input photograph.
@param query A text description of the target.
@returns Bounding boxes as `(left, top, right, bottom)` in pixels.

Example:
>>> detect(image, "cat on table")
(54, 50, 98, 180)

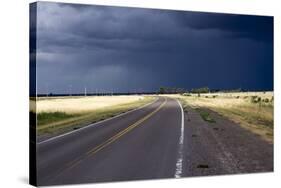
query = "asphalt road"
(37, 96, 273, 186)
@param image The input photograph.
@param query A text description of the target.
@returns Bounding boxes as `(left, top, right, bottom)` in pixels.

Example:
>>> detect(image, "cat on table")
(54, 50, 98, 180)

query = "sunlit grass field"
(170, 92, 273, 143)
(31, 95, 155, 136)
(35, 95, 147, 113)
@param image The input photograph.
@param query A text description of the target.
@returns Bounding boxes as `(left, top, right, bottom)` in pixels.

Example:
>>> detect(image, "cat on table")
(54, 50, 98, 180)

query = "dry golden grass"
(168, 92, 273, 143)
(33, 95, 155, 136)
(35, 95, 146, 114)
(196, 91, 273, 99)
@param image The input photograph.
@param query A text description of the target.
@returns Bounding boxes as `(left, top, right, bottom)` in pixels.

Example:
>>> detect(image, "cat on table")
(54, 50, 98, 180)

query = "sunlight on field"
(169, 92, 273, 143)
(32, 95, 155, 136)
(196, 91, 273, 99)
(35, 95, 145, 114)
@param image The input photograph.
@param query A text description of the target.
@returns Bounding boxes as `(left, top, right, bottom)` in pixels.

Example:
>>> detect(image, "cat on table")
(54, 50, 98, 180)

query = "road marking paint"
(55, 98, 167, 177)
(175, 99, 185, 178)
(38, 97, 159, 145)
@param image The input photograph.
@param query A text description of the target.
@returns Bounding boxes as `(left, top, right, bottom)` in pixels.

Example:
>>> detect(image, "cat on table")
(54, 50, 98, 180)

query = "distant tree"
(220, 88, 242, 93)
(159, 87, 165, 94)
(159, 87, 186, 94)
(191, 87, 210, 94)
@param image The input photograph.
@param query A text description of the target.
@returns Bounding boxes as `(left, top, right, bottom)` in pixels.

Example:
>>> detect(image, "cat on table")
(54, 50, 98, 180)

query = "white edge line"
(38, 97, 159, 145)
(175, 99, 185, 178)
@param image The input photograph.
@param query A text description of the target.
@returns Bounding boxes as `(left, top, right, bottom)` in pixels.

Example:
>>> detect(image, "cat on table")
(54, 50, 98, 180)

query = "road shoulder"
(182, 105, 273, 176)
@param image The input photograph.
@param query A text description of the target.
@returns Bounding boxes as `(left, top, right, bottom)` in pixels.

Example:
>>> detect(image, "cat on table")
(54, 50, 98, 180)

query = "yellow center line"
(56, 97, 167, 176)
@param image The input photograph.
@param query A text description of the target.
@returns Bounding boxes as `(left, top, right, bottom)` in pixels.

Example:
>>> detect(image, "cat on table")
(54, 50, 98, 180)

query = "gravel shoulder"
(182, 105, 273, 176)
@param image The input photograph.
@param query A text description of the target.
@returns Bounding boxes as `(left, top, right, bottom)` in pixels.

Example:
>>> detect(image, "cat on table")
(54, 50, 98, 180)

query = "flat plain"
(36, 94, 273, 185)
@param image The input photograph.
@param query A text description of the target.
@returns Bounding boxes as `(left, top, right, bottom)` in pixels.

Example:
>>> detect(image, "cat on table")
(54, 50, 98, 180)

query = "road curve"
(36, 96, 273, 186)
(37, 97, 184, 185)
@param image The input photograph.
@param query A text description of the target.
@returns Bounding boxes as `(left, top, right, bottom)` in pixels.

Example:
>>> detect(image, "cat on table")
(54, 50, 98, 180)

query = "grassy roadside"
(195, 108, 216, 123)
(171, 93, 273, 143)
(34, 96, 156, 136)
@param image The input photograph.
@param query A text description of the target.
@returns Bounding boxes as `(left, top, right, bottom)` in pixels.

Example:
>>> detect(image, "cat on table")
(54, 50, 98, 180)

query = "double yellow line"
(65, 97, 167, 170)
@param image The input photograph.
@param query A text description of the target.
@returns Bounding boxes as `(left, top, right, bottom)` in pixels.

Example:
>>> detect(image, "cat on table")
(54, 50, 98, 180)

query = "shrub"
(251, 96, 261, 103)
(263, 98, 269, 103)
(251, 96, 257, 103)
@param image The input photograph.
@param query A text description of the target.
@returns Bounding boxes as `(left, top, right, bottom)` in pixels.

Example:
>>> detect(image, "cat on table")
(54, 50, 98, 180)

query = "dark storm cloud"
(35, 2, 273, 94)
(173, 11, 273, 41)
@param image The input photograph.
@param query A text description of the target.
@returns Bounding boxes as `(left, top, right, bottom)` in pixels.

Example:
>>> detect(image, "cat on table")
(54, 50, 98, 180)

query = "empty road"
(37, 96, 273, 186)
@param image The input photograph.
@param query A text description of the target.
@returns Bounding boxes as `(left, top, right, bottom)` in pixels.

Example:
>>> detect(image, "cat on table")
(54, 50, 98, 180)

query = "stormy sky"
(35, 2, 273, 94)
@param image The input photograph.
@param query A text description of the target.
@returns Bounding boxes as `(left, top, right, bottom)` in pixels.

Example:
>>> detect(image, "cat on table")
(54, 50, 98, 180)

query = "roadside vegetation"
(195, 108, 216, 123)
(31, 96, 155, 136)
(173, 91, 273, 143)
